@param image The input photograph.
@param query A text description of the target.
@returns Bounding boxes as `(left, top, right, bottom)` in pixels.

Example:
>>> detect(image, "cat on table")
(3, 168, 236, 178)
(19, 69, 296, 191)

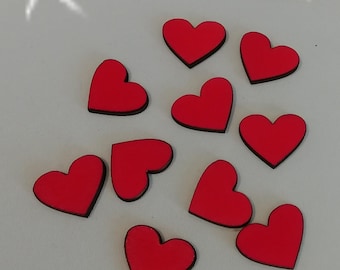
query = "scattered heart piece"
(239, 114, 306, 168)
(88, 59, 148, 115)
(111, 139, 173, 201)
(240, 32, 300, 84)
(171, 77, 233, 133)
(189, 160, 253, 227)
(163, 18, 226, 68)
(236, 204, 304, 269)
(125, 225, 197, 270)
(33, 155, 106, 217)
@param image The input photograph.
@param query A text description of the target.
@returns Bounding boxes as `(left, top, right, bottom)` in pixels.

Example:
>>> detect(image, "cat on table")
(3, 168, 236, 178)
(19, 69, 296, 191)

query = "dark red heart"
(189, 160, 252, 227)
(125, 225, 196, 270)
(236, 204, 304, 269)
(111, 139, 173, 201)
(171, 77, 233, 132)
(163, 18, 226, 68)
(88, 59, 148, 115)
(240, 32, 300, 84)
(33, 155, 106, 217)
(239, 114, 306, 168)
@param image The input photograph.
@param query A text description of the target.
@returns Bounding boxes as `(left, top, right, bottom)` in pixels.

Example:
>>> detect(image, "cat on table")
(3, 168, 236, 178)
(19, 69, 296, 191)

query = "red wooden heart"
(33, 155, 106, 217)
(189, 160, 252, 227)
(240, 32, 300, 84)
(111, 139, 173, 201)
(171, 77, 233, 132)
(125, 225, 196, 270)
(239, 114, 306, 168)
(163, 18, 226, 68)
(88, 59, 148, 115)
(236, 204, 304, 269)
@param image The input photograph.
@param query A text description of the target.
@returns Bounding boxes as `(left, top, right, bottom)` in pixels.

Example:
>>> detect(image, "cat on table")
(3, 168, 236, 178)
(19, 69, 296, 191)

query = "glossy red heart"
(111, 139, 173, 201)
(189, 160, 252, 227)
(163, 18, 226, 68)
(236, 204, 304, 269)
(88, 59, 148, 115)
(125, 225, 196, 270)
(239, 114, 306, 168)
(240, 32, 300, 84)
(33, 155, 106, 217)
(171, 77, 233, 132)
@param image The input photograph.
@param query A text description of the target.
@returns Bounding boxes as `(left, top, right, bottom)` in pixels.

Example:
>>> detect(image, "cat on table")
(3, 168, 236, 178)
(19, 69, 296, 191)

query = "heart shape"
(111, 139, 173, 201)
(125, 225, 197, 270)
(239, 114, 306, 168)
(33, 155, 106, 217)
(163, 18, 226, 68)
(189, 160, 252, 227)
(240, 32, 300, 84)
(171, 77, 233, 132)
(88, 59, 148, 115)
(236, 204, 304, 269)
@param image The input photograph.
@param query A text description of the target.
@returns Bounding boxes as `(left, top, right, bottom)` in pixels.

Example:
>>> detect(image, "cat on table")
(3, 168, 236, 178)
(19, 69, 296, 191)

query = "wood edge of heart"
(33, 156, 107, 218)
(87, 62, 149, 115)
(124, 224, 197, 270)
(162, 32, 226, 68)
(111, 140, 174, 202)
(238, 117, 307, 169)
(235, 204, 304, 269)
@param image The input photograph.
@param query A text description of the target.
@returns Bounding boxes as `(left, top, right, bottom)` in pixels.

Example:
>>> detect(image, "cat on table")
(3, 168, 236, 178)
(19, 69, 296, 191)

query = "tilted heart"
(125, 225, 196, 270)
(189, 160, 252, 227)
(240, 32, 300, 84)
(111, 139, 173, 201)
(163, 18, 226, 68)
(88, 59, 148, 115)
(236, 204, 304, 269)
(33, 155, 106, 217)
(239, 114, 306, 168)
(171, 77, 233, 133)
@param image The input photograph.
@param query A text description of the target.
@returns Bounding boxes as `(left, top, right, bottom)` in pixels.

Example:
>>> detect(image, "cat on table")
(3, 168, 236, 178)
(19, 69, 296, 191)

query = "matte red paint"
(125, 225, 196, 270)
(88, 59, 148, 115)
(163, 18, 226, 68)
(240, 32, 299, 83)
(189, 160, 253, 227)
(33, 155, 106, 217)
(239, 114, 306, 168)
(171, 77, 233, 133)
(236, 204, 304, 269)
(111, 139, 173, 201)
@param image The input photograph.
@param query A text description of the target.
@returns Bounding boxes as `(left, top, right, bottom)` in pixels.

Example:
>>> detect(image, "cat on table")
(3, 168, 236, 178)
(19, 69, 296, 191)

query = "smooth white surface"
(1, 0, 339, 269)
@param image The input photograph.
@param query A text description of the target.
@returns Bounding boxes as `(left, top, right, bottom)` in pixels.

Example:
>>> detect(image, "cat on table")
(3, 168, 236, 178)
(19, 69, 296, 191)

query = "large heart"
(125, 225, 196, 270)
(111, 139, 173, 201)
(33, 155, 106, 217)
(240, 32, 300, 84)
(239, 114, 306, 168)
(171, 77, 233, 133)
(163, 18, 226, 68)
(236, 204, 304, 269)
(88, 59, 148, 115)
(189, 160, 253, 227)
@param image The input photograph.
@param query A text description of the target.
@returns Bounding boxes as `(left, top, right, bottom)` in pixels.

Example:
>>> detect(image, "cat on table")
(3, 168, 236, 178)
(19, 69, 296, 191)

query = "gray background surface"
(0, 0, 339, 269)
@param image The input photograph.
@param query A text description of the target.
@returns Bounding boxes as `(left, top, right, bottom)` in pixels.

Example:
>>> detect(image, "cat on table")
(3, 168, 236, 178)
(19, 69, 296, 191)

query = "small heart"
(125, 225, 197, 270)
(88, 59, 148, 115)
(163, 18, 226, 68)
(33, 155, 106, 217)
(111, 139, 173, 201)
(171, 77, 233, 133)
(189, 160, 252, 227)
(240, 32, 300, 84)
(236, 204, 304, 269)
(239, 114, 306, 168)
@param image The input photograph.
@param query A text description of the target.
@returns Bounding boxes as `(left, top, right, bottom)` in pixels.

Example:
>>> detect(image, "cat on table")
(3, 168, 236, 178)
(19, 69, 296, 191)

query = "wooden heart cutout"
(125, 225, 197, 270)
